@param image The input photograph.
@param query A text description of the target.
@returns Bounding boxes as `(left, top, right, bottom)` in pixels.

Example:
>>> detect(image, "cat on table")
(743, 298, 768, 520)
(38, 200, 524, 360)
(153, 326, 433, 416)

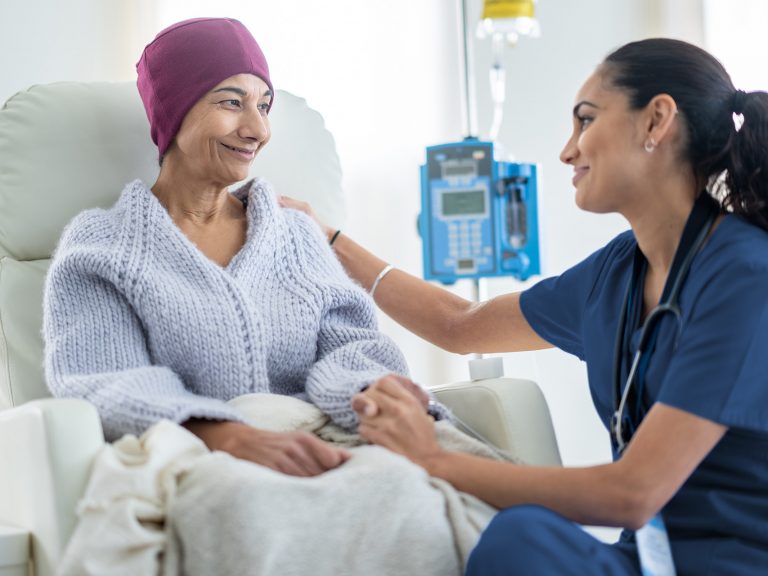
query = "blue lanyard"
(611, 193, 719, 455)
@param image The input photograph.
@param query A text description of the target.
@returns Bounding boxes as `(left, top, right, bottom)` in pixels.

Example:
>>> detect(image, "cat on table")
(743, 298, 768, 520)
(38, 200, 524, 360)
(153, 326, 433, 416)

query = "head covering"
(136, 17, 272, 158)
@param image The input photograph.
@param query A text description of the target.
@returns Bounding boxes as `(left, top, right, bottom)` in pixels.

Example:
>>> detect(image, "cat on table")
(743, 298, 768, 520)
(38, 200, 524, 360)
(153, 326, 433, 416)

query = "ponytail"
(722, 91, 768, 231)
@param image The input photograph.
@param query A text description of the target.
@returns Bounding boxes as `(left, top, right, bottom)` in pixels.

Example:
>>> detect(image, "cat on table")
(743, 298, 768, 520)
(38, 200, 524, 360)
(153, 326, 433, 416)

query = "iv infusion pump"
(419, 139, 540, 284)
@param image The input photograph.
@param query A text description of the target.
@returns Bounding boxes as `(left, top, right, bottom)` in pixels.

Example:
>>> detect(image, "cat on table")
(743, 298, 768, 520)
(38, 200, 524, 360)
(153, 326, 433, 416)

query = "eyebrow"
(573, 100, 599, 116)
(213, 86, 247, 97)
(212, 87, 274, 100)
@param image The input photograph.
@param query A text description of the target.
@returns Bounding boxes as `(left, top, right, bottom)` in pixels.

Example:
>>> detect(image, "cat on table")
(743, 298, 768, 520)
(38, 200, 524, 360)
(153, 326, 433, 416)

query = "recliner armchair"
(0, 82, 560, 576)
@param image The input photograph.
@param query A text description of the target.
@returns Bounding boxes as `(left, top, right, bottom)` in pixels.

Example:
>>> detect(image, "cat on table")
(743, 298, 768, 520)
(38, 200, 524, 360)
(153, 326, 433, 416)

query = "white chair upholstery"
(0, 81, 559, 575)
(431, 378, 560, 467)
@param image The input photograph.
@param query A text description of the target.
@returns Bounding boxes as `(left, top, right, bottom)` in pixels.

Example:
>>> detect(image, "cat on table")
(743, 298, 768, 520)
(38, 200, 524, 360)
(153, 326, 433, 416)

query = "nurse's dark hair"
(601, 38, 768, 231)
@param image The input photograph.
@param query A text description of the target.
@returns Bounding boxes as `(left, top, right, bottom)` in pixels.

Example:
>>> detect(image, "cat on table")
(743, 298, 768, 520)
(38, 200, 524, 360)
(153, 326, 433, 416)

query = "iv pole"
(457, 0, 478, 140)
(452, 0, 540, 378)
(456, 0, 490, 361)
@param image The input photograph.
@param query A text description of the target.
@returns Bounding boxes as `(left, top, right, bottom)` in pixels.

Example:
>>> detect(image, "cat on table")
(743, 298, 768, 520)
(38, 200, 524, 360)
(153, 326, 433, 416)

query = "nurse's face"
(559, 70, 647, 214)
(169, 73, 273, 186)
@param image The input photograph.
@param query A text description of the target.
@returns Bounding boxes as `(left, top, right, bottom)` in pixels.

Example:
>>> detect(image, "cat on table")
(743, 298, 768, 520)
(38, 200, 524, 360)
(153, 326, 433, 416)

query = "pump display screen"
(442, 160, 477, 178)
(442, 190, 485, 216)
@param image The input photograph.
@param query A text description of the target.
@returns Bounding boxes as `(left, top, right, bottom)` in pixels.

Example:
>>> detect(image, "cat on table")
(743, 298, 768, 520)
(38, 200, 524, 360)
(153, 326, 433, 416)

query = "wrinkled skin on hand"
(184, 419, 351, 477)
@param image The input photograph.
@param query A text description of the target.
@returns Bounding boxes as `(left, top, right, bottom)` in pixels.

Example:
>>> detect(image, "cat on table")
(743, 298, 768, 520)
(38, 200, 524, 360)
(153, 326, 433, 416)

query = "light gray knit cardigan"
(43, 178, 412, 441)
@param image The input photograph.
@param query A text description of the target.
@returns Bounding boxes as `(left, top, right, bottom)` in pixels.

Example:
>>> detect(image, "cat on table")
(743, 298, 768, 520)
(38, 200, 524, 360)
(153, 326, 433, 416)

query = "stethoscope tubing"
(611, 196, 718, 455)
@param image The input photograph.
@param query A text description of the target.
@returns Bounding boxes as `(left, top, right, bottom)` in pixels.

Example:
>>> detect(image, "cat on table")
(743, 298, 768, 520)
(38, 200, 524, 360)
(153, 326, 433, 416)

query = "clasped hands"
(185, 374, 440, 477)
(352, 374, 443, 468)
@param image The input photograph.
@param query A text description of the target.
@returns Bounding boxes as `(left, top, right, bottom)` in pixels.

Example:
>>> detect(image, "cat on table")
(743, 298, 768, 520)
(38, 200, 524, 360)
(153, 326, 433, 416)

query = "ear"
(642, 94, 678, 146)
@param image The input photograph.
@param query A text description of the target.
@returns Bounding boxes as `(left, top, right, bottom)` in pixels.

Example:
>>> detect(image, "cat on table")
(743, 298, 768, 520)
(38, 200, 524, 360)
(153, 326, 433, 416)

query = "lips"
(572, 166, 589, 186)
(221, 142, 257, 160)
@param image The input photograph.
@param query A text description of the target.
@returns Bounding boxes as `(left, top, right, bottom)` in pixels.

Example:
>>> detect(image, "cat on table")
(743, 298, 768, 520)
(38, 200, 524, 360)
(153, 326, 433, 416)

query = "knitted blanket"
(58, 394, 507, 576)
(44, 178, 419, 441)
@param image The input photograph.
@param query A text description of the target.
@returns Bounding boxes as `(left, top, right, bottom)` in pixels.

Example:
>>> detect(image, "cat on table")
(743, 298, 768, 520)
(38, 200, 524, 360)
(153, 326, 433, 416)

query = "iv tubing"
(457, 0, 478, 137)
(488, 33, 507, 142)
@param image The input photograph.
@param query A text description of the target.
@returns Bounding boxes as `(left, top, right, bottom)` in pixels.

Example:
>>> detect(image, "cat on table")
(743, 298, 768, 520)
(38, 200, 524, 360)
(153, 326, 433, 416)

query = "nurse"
(282, 38, 768, 574)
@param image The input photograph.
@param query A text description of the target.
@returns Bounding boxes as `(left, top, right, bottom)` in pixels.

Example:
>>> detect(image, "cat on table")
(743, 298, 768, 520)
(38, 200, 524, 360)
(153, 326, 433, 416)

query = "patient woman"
(43, 17, 432, 478)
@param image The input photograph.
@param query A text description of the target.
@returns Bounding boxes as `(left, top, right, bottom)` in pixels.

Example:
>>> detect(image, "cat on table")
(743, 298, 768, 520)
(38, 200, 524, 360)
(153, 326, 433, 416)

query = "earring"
(644, 138, 657, 153)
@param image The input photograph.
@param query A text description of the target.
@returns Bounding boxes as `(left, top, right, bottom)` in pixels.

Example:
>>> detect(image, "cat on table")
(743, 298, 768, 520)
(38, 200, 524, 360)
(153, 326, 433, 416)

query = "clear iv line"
(488, 33, 507, 142)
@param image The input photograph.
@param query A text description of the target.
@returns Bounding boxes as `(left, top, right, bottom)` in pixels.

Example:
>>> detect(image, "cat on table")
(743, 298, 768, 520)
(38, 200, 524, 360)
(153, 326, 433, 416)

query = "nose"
(559, 131, 578, 165)
(240, 107, 270, 145)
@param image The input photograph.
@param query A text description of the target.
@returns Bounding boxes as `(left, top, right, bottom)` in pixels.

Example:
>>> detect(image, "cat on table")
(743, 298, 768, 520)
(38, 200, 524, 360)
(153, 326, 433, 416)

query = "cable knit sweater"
(43, 178, 411, 441)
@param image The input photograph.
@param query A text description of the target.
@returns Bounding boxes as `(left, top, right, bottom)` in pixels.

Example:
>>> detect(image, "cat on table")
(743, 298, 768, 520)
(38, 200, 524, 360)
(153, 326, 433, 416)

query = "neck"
(151, 159, 234, 226)
(624, 177, 699, 277)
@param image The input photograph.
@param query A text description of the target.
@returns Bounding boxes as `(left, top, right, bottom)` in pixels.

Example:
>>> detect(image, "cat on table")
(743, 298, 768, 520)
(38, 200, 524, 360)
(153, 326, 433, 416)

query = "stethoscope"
(610, 193, 719, 455)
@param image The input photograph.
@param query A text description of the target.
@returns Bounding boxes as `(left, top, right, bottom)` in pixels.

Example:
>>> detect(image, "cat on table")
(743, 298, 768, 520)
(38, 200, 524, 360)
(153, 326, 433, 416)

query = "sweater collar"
(123, 178, 286, 276)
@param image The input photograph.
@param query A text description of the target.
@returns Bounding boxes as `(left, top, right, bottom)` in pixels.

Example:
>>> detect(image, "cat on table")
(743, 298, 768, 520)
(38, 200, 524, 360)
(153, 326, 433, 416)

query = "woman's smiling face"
(559, 70, 648, 215)
(168, 73, 273, 186)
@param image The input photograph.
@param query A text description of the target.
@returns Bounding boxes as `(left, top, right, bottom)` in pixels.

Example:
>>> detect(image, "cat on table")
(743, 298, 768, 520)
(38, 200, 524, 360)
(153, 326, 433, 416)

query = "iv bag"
(478, 0, 541, 42)
(482, 0, 535, 19)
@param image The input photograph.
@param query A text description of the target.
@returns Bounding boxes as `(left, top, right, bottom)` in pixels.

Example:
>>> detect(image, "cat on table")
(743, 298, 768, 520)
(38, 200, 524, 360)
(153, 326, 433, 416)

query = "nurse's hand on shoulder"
(278, 195, 334, 238)
(353, 375, 444, 468)
(183, 419, 351, 477)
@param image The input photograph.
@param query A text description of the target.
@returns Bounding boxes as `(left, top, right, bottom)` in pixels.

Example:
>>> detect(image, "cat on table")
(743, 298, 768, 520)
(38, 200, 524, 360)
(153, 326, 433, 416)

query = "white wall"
(0, 0, 137, 104)
(0, 0, 707, 482)
(704, 0, 768, 91)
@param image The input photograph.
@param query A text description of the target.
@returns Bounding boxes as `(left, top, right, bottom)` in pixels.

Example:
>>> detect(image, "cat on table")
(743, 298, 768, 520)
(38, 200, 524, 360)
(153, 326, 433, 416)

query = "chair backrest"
(0, 82, 345, 409)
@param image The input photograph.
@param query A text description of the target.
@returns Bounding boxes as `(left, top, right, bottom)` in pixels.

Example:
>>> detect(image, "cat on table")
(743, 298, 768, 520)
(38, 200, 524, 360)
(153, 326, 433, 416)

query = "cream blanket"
(59, 394, 515, 576)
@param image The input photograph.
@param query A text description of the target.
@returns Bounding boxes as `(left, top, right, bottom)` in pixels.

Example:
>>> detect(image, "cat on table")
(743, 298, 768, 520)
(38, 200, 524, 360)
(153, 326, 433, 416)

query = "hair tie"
(731, 89, 748, 115)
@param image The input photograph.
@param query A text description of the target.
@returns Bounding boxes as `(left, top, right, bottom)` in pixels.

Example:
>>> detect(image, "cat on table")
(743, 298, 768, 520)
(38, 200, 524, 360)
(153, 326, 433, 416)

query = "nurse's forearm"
(331, 232, 474, 353)
(331, 233, 550, 354)
(426, 404, 727, 530)
(422, 452, 649, 529)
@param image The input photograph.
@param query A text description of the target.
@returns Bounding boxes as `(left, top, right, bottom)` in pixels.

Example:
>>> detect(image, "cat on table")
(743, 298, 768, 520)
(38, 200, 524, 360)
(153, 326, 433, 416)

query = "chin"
(220, 168, 251, 186)
(574, 187, 589, 211)
(574, 185, 611, 214)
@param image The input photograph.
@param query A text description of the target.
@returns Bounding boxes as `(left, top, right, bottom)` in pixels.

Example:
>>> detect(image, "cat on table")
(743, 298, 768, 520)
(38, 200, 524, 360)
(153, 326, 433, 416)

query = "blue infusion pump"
(419, 139, 540, 284)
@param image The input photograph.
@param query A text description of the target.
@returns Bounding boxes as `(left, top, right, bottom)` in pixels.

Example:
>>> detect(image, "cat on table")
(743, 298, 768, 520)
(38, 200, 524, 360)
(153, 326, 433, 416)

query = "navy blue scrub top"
(520, 214, 768, 560)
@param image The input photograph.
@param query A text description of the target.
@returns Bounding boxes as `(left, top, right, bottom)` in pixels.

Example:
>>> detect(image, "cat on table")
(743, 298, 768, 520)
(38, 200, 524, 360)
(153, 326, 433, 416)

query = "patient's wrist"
(182, 418, 241, 451)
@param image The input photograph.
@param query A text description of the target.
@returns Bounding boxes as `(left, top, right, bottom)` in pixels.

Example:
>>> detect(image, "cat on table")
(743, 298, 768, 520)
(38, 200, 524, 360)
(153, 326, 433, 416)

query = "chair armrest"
(431, 378, 561, 466)
(0, 398, 103, 576)
(0, 525, 29, 576)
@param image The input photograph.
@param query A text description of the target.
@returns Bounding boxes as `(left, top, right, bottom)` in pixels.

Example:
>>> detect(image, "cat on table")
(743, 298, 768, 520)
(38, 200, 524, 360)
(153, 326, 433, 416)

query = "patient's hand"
(353, 377, 443, 467)
(278, 195, 335, 239)
(375, 374, 430, 412)
(183, 419, 351, 477)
